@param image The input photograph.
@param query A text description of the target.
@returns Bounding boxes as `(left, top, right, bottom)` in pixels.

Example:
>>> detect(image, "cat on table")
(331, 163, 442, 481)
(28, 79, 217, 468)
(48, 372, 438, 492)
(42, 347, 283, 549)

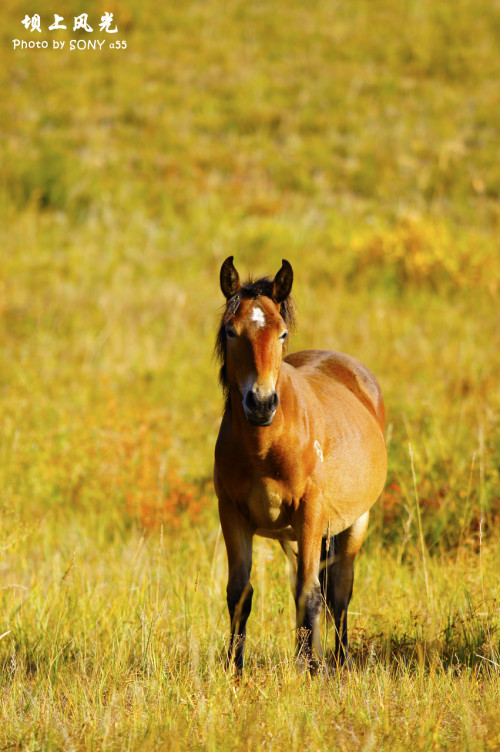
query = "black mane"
(214, 276, 296, 402)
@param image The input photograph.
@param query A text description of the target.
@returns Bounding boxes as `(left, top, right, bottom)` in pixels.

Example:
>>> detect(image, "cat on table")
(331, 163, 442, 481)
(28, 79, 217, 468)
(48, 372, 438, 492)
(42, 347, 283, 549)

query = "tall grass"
(1, 520, 499, 749)
(1, 0, 499, 748)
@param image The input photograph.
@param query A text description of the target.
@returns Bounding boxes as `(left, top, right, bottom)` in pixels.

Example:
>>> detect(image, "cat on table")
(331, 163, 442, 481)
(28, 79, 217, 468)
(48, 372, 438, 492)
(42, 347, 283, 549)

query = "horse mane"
(215, 276, 297, 402)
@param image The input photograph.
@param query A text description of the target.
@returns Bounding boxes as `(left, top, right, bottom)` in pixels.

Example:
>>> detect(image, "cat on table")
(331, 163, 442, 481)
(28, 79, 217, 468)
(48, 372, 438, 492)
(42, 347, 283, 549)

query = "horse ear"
(273, 259, 293, 303)
(220, 256, 241, 299)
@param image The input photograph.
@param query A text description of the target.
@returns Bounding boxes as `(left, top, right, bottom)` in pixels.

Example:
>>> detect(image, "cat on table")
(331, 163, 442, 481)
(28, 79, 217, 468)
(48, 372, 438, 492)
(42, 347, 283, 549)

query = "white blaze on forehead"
(250, 305, 266, 328)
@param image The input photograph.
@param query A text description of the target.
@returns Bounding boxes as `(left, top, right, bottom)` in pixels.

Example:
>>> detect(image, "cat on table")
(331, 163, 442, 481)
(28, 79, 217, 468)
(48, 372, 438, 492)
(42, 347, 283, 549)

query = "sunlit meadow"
(0, 0, 499, 749)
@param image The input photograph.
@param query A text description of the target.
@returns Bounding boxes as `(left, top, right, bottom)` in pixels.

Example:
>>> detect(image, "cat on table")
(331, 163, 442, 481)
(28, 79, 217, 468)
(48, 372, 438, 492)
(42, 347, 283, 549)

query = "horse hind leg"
(320, 535, 353, 667)
(280, 540, 298, 596)
(320, 511, 370, 667)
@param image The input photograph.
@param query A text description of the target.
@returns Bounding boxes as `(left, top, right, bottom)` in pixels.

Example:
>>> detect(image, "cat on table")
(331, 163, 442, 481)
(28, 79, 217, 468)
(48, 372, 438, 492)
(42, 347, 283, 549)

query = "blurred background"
(0, 0, 500, 752)
(1, 1, 499, 747)
(1, 0, 498, 543)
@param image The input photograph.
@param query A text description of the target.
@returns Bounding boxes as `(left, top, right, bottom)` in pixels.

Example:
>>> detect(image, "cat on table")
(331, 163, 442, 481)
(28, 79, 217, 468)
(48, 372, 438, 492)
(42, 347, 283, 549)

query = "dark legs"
(320, 511, 370, 667)
(295, 577, 323, 670)
(227, 577, 253, 672)
(218, 491, 254, 674)
(320, 535, 353, 665)
(285, 506, 324, 670)
(218, 486, 369, 674)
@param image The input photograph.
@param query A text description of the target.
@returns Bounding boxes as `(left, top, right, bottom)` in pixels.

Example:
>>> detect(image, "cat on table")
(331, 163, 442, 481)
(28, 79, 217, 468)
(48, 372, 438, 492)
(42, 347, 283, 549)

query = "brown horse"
(214, 257, 387, 673)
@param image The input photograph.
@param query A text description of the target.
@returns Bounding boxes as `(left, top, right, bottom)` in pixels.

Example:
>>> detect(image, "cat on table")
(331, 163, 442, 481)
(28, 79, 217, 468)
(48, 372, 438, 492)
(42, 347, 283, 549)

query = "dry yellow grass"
(1, 0, 499, 748)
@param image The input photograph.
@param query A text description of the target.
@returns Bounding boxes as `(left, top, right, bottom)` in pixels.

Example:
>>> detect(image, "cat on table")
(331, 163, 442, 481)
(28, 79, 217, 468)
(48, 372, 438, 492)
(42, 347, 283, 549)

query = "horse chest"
(217, 435, 312, 532)
(245, 478, 292, 532)
(218, 452, 293, 528)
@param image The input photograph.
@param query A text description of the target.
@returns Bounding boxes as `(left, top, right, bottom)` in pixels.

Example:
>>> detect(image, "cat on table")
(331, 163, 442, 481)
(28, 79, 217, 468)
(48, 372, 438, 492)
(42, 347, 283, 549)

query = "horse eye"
(279, 331, 288, 341)
(226, 329, 237, 339)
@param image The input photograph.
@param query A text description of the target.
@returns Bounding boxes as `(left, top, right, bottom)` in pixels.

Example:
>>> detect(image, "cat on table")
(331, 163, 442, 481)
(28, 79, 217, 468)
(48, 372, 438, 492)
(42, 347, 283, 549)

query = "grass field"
(1, 0, 499, 748)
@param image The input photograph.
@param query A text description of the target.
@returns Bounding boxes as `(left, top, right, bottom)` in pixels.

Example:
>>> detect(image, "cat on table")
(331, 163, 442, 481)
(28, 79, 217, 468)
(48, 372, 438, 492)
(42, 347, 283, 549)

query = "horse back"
(285, 350, 385, 432)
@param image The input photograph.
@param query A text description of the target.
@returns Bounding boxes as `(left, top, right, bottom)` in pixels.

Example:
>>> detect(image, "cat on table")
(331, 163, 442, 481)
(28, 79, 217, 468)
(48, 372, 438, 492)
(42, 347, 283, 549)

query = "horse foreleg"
(218, 491, 254, 674)
(322, 511, 369, 667)
(294, 503, 324, 671)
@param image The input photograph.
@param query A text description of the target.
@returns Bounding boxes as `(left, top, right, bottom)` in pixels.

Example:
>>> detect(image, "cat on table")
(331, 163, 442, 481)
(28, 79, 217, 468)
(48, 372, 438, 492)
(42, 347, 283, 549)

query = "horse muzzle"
(243, 388, 279, 427)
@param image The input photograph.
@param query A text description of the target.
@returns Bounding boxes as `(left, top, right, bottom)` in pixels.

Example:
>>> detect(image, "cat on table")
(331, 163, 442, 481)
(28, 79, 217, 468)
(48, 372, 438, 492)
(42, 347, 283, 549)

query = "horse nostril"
(245, 390, 258, 411)
(245, 389, 278, 414)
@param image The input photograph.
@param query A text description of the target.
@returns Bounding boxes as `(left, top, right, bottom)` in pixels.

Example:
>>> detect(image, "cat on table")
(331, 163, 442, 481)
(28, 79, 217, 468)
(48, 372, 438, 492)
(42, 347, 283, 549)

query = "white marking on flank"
(250, 306, 266, 328)
(314, 440, 324, 463)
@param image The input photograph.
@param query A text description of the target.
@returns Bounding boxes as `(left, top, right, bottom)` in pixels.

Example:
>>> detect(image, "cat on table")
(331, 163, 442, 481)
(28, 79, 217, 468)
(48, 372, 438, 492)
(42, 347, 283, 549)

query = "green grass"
(1, 0, 499, 748)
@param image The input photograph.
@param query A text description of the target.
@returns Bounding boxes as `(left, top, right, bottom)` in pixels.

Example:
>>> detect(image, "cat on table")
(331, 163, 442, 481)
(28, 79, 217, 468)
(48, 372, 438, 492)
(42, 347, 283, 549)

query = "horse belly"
(320, 424, 387, 535)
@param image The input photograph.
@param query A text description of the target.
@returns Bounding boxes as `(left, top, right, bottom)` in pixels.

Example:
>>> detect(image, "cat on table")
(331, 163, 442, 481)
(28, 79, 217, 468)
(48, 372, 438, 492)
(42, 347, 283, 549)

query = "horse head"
(218, 257, 294, 426)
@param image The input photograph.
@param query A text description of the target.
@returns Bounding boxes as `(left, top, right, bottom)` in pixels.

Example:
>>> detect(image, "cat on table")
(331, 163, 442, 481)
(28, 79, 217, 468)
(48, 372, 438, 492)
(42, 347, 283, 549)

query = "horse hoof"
(294, 655, 326, 676)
